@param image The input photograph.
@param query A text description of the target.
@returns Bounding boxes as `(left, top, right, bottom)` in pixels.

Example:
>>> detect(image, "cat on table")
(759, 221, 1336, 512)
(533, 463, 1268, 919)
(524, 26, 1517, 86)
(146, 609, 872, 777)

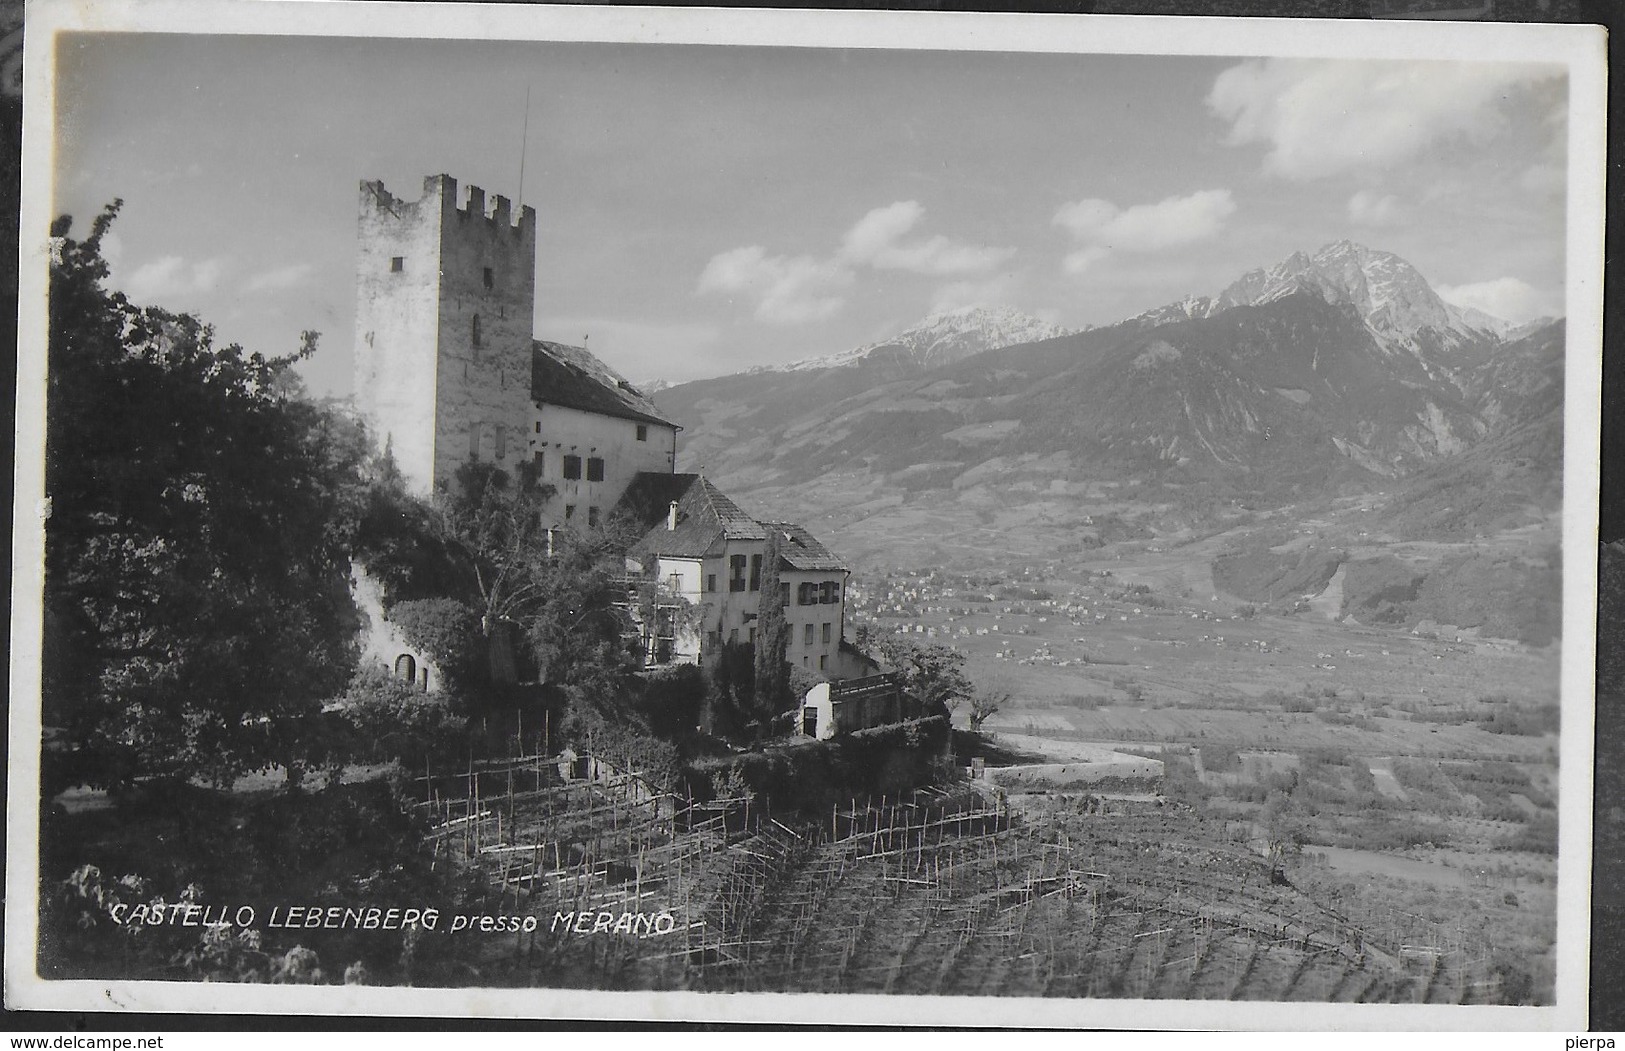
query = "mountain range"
(753, 305, 1074, 377)
(652, 241, 1563, 548)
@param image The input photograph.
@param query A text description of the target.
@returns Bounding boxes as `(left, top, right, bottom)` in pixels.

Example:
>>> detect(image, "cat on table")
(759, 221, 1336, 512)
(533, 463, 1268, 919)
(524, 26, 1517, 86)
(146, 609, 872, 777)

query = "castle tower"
(353, 174, 539, 493)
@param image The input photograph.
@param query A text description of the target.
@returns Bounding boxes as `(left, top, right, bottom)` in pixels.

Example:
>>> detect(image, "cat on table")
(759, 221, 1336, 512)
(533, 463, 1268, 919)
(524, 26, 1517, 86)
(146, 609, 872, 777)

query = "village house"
(617, 473, 870, 677)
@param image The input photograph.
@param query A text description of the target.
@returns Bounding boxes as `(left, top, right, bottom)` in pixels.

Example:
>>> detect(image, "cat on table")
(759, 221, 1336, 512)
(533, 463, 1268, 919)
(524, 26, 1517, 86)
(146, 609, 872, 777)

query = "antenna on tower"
(517, 83, 532, 212)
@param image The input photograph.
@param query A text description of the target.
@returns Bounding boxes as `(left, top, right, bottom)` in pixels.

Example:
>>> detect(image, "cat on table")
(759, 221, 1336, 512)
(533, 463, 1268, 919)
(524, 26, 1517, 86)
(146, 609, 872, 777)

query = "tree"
(968, 683, 1010, 731)
(42, 204, 368, 790)
(753, 529, 790, 725)
(519, 523, 640, 691)
(874, 636, 973, 716)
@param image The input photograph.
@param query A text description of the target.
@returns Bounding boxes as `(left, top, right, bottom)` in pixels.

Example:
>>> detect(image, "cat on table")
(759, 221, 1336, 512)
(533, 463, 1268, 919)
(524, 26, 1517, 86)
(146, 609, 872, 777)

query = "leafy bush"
(337, 666, 467, 768)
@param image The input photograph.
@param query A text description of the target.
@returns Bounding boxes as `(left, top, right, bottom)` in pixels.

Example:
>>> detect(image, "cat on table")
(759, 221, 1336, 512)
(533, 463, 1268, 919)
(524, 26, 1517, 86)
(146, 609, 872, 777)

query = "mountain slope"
(653, 242, 1560, 550)
(1133, 240, 1504, 359)
(760, 306, 1073, 376)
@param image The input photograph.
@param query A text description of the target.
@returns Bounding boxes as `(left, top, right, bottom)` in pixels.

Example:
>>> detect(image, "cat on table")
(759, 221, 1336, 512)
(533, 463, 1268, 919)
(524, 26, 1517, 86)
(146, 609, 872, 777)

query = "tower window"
(390, 256, 403, 273)
(563, 455, 582, 480)
(586, 456, 605, 482)
(483, 267, 494, 290)
(471, 314, 482, 349)
(636, 425, 648, 442)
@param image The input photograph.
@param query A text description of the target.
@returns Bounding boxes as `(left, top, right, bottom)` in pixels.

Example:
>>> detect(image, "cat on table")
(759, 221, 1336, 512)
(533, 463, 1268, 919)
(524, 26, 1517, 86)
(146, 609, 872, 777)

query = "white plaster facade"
(530, 403, 676, 529)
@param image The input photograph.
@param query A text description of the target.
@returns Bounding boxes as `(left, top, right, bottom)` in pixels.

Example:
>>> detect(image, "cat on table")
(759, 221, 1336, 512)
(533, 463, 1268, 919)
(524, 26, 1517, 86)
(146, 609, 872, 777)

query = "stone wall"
(352, 174, 537, 494)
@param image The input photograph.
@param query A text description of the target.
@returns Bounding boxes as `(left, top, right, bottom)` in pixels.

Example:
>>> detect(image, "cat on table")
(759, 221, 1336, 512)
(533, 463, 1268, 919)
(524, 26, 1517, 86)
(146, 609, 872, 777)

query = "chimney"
(667, 501, 679, 531)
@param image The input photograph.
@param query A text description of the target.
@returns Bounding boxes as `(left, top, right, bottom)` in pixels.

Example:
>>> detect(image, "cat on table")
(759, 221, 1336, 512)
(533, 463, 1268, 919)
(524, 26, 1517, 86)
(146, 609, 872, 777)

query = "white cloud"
(700, 201, 1009, 323)
(1347, 190, 1402, 227)
(243, 262, 314, 294)
(839, 201, 924, 264)
(120, 254, 229, 303)
(840, 200, 1014, 275)
(697, 245, 851, 325)
(1208, 59, 1563, 180)
(1437, 276, 1560, 325)
(1053, 190, 1236, 274)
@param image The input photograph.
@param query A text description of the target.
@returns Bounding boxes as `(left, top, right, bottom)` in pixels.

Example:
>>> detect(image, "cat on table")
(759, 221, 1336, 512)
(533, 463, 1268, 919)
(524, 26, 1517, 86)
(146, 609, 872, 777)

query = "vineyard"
(422, 749, 1522, 1002)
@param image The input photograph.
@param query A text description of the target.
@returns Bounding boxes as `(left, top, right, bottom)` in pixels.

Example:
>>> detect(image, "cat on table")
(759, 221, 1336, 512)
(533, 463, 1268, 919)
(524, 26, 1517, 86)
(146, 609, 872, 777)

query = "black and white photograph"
(6, 0, 1605, 1029)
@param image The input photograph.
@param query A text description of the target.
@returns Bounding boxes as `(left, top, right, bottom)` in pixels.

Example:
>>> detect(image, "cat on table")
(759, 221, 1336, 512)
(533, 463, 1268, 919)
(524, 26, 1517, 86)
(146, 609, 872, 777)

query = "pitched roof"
(764, 521, 849, 573)
(625, 475, 765, 561)
(532, 340, 678, 428)
(622, 477, 846, 573)
(612, 472, 701, 536)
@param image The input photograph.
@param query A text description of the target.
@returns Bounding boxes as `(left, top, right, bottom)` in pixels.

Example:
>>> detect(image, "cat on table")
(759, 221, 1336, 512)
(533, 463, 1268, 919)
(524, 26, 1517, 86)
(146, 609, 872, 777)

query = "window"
(820, 581, 839, 604)
(822, 622, 832, 644)
(471, 314, 482, 349)
(729, 628, 739, 644)
(494, 427, 505, 460)
(390, 256, 403, 272)
(636, 424, 648, 442)
(748, 554, 762, 592)
(705, 574, 716, 594)
(748, 626, 756, 644)
(819, 654, 828, 671)
(394, 654, 416, 681)
(534, 421, 541, 433)
(483, 266, 494, 290)
(587, 457, 605, 482)
(587, 506, 600, 528)
(797, 582, 815, 606)
(533, 451, 544, 468)
(565, 504, 576, 520)
(468, 422, 481, 461)
(563, 455, 582, 480)
(729, 555, 747, 592)
(804, 623, 815, 646)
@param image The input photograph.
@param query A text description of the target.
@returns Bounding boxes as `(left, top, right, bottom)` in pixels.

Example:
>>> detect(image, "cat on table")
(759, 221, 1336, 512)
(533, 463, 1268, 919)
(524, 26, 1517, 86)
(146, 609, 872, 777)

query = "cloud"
(840, 200, 1014, 275)
(243, 262, 314, 294)
(700, 201, 1010, 323)
(1208, 59, 1563, 180)
(1053, 190, 1236, 274)
(697, 245, 851, 325)
(1437, 276, 1560, 325)
(120, 254, 228, 303)
(1346, 190, 1401, 227)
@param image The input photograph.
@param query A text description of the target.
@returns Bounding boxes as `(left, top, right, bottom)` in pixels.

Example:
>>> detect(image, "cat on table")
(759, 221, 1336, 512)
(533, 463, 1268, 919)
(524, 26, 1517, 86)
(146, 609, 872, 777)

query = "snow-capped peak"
(757, 305, 1073, 374)
(1134, 241, 1504, 355)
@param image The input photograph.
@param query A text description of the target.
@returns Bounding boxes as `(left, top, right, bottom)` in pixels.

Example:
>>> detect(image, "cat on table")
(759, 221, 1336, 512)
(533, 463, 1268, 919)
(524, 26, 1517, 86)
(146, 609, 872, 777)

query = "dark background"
(0, 0, 1616, 1032)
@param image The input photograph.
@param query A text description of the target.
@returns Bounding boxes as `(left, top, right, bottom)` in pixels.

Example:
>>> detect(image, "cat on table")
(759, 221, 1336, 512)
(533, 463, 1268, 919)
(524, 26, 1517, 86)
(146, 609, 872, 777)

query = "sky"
(50, 26, 1572, 395)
